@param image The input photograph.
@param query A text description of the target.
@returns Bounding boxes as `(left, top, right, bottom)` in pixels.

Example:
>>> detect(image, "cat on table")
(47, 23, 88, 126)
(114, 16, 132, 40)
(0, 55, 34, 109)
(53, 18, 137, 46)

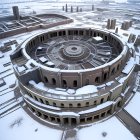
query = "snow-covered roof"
(122, 57, 135, 74)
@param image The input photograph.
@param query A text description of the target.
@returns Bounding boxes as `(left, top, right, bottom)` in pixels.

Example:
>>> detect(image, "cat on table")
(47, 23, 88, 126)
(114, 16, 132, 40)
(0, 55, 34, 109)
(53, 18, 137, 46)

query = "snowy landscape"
(0, 0, 140, 140)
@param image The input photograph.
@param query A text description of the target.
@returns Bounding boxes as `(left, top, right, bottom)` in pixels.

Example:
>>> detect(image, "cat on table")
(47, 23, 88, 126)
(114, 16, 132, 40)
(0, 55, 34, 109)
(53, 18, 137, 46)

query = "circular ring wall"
(11, 27, 132, 126)
(22, 28, 128, 88)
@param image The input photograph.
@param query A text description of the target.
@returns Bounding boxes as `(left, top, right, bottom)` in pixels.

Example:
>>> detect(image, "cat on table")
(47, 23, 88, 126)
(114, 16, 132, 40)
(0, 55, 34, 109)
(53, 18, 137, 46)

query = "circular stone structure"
(11, 27, 135, 126)
(64, 45, 84, 57)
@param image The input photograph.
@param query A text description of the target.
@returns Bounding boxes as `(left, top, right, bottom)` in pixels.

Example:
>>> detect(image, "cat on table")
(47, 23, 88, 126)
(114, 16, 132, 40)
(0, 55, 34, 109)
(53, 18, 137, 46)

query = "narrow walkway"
(61, 129, 78, 140)
(116, 109, 140, 138)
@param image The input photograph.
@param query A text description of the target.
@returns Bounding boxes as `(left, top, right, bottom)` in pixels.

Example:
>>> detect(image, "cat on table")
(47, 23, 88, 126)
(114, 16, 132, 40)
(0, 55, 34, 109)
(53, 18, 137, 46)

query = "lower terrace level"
(26, 99, 122, 126)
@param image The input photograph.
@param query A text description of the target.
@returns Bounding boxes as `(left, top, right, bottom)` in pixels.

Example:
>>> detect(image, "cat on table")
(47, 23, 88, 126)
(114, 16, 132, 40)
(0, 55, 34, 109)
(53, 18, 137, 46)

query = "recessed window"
(73, 80, 77, 87)
(69, 104, 73, 107)
(44, 77, 48, 83)
(61, 103, 64, 107)
(45, 100, 49, 105)
(101, 112, 105, 117)
(52, 78, 56, 85)
(53, 102, 56, 106)
(57, 118, 60, 123)
(31, 108, 35, 112)
(104, 73, 107, 81)
(86, 102, 89, 106)
(94, 100, 97, 105)
(80, 118, 85, 123)
(40, 98, 44, 104)
(37, 111, 41, 117)
(111, 68, 115, 75)
(117, 64, 120, 70)
(94, 115, 99, 120)
(34, 96, 38, 101)
(95, 77, 100, 83)
(44, 114, 48, 120)
(87, 117, 92, 122)
(77, 103, 81, 107)
(63, 80, 67, 87)
(100, 98, 104, 104)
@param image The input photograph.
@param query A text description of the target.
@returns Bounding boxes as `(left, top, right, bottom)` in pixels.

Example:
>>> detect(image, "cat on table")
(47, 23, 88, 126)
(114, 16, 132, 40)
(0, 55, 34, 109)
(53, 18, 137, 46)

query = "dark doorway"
(71, 118, 77, 125)
(64, 118, 69, 125)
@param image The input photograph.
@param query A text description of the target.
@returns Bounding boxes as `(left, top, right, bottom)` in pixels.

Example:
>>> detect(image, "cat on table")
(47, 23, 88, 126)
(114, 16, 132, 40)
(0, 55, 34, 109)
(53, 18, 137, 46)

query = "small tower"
(65, 4, 68, 12)
(71, 6, 73, 13)
(12, 6, 20, 20)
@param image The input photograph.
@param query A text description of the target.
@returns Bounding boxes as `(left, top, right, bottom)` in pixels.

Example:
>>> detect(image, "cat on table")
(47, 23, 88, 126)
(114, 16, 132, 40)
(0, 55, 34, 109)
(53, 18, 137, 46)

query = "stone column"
(107, 19, 110, 29)
(12, 6, 20, 20)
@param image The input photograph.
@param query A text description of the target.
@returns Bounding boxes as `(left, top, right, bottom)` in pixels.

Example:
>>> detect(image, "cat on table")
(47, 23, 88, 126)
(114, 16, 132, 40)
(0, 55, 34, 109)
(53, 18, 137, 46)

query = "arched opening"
(37, 111, 41, 117)
(53, 102, 56, 106)
(40, 98, 44, 104)
(40, 36, 43, 42)
(34, 96, 38, 101)
(111, 68, 115, 75)
(61, 103, 64, 107)
(77, 103, 81, 107)
(59, 31, 62, 36)
(117, 101, 121, 107)
(101, 112, 106, 117)
(87, 117, 92, 122)
(52, 78, 56, 85)
(31, 107, 35, 112)
(107, 96, 110, 101)
(95, 77, 100, 83)
(94, 115, 99, 120)
(73, 80, 77, 87)
(44, 77, 48, 83)
(45, 100, 49, 105)
(117, 64, 120, 71)
(105, 36, 107, 41)
(62, 80, 67, 87)
(69, 104, 73, 108)
(64, 118, 69, 125)
(86, 102, 89, 106)
(28, 93, 32, 98)
(94, 100, 97, 105)
(63, 31, 66, 36)
(57, 118, 60, 123)
(107, 109, 111, 114)
(80, 118, 85, 123)
(100, 98, 104, 104)
(50, 117, 55, 122)
(44, 114, 48, 120)
(104, 73, 107, 80)
(71, 118, 77, 125)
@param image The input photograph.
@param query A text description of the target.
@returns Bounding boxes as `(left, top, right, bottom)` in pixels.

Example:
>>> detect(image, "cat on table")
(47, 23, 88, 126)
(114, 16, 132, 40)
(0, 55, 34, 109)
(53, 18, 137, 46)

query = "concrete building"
(12, 6, 20, 20)
(134, 35, 140, 47)
(106, 19, 116, 29)
(121, 21, 132, 30)
(10, 27, 135, 126)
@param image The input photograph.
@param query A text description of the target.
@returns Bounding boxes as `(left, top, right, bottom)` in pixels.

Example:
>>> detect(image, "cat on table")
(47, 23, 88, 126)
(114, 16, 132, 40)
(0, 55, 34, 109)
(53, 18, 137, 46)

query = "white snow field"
(125, 92, 140, 123)
(77, 117, 136, 140)
(0, 108, 62, 140)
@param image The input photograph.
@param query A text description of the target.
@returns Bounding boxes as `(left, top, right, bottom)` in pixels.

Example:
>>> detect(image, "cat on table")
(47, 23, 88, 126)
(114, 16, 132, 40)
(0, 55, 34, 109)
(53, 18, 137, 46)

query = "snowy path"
(116, 109, 140, 138)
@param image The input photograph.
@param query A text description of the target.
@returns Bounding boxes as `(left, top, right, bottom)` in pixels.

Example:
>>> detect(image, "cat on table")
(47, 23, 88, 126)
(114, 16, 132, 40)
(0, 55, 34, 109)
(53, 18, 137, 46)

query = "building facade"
(11, 27, 135, 126)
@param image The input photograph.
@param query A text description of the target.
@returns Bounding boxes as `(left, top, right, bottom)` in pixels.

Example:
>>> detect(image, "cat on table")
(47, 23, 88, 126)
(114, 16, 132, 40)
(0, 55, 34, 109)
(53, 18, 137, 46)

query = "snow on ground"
(77, 117, 136, 140)
(122, 57, 135, 74)
(125, 92, 140, 123)
(0, 108, 62, 140)
(76, 85, 98, 95)
(0, 91, 14, 104)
